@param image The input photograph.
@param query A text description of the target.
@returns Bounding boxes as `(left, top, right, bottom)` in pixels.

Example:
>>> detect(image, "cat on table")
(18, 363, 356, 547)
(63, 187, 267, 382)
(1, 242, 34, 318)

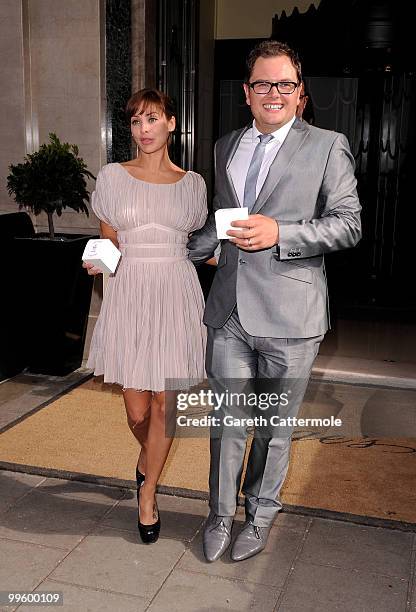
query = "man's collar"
(251, 116, 296, 142)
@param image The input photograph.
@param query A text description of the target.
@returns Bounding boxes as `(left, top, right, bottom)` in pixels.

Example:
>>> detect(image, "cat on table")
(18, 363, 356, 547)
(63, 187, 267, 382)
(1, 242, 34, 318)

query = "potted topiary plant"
(6, 133, 98, 376)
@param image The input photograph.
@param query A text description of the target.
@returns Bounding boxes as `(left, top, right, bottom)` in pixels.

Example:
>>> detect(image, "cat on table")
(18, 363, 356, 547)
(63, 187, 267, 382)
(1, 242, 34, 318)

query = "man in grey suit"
(187, 40, 361, 562)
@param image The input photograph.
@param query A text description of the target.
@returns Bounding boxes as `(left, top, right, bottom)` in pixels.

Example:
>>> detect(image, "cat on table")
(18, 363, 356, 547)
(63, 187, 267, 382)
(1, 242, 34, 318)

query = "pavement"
(1, 368, 415, 611)
(0, 469, 415, 612)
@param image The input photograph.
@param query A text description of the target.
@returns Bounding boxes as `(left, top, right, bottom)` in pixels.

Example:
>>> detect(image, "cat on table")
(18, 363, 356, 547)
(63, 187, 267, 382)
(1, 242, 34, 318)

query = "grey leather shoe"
(230, 521, 271, 561)
(203, 512, 233, 562)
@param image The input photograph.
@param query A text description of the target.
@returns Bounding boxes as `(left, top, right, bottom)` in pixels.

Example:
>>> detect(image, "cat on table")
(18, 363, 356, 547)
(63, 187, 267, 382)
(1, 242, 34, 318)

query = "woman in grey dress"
(83, 89, 207, 543)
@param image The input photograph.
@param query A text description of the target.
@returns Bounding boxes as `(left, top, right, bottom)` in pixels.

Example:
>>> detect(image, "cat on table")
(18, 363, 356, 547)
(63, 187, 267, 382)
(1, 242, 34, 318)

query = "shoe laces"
(249, 522, 262, 539)
(210, 514, 230, 534)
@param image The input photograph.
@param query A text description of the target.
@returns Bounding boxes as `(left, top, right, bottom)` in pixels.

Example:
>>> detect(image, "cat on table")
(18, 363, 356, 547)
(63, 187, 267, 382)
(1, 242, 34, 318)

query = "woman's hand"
(82, 261, 103, 275)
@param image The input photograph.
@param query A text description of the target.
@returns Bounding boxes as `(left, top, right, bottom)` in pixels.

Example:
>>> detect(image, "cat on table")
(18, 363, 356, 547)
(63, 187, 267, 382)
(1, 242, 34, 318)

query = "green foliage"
(7, 133, 96, 224)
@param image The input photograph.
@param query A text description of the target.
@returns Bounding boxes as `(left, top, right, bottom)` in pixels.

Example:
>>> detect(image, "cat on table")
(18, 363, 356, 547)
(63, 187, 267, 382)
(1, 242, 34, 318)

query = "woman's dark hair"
(125, 88, 176, 121)
(246, 40, 302, 84)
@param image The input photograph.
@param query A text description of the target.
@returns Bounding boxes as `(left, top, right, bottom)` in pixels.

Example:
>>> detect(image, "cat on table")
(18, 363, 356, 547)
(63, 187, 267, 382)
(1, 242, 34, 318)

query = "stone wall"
(0, 0, 105, 237)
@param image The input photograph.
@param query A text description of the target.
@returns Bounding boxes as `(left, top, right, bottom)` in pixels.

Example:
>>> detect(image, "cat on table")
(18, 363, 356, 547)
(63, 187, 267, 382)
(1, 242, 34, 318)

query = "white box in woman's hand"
(82, 238, 121, 274)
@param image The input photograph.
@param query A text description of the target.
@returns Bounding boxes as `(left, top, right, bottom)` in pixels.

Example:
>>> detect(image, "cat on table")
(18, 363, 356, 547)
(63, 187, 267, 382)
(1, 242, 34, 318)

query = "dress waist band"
(120, 241, 188, 262)
(119, 242, 187, 248)
(122, 254, 188, 262)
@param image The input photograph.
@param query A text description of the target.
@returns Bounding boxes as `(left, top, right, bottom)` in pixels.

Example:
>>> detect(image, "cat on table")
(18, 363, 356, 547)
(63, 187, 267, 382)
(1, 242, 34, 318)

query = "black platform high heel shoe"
(138, 497, 160, 544)
(136, 465, 145, 503)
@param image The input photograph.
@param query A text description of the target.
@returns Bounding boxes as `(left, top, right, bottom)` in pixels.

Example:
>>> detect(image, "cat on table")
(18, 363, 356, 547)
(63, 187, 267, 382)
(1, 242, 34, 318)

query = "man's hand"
(227, 214, 279, 250)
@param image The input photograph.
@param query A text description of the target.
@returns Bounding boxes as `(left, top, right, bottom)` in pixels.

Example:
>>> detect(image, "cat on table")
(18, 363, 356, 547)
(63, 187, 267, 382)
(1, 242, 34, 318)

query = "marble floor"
(0, 368, 92, 434)
(320, 317, 416, 364)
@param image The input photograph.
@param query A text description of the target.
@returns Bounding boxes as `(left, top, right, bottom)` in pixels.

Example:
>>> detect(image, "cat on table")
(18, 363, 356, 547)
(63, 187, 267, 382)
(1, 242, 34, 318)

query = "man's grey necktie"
(243, 133, 274, 210)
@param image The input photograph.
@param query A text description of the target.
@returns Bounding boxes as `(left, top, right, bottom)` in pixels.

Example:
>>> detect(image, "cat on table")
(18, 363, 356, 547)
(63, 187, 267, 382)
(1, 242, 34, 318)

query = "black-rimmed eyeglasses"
(247, 81, 299, 95)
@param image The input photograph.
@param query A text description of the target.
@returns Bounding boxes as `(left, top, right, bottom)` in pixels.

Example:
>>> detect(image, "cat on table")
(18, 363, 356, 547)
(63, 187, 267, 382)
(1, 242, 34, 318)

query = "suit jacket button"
(239, 258, 246, 264)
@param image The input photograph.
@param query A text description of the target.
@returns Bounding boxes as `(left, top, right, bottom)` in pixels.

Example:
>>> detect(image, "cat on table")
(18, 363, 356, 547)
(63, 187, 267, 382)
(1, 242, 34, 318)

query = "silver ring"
(248, 238, 251, 247)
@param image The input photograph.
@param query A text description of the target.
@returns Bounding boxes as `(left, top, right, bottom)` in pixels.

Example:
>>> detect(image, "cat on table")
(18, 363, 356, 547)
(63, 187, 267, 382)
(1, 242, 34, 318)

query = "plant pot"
(0, 212, 36, 381)
(14, 232, 97, 376)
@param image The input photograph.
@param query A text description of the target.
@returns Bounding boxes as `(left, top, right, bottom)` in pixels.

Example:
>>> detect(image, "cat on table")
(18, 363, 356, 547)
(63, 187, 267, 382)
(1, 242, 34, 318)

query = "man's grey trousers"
(206, 308, 323, 527)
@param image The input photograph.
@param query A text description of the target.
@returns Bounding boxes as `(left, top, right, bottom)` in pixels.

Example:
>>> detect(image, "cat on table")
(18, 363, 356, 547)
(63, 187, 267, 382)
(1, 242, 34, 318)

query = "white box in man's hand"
(215, 207, 249, 239)
(82, 238, 121, 274)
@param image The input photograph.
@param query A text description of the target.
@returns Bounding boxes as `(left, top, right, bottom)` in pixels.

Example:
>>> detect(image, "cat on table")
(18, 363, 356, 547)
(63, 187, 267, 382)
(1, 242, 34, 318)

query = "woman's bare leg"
(139, 391, 176, 524)
(123, 389, 152, 474)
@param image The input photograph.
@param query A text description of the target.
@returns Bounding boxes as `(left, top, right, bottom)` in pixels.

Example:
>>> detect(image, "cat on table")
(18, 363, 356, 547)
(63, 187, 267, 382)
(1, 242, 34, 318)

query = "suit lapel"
(224, 125, 250, 208)
(250, 118, 310, 215)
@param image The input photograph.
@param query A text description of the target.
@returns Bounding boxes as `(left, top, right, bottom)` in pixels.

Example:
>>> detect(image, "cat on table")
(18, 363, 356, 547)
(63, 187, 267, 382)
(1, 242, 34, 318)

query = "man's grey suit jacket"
(188, 118, 362, 339)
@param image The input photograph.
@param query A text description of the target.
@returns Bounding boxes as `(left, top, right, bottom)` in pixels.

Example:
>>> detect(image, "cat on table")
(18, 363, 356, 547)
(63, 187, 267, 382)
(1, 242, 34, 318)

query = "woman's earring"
(136, 144, 139, 158)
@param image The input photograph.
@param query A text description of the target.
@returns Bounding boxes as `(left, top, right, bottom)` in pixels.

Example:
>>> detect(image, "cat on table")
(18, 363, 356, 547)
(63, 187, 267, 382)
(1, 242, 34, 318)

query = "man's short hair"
(246, 40, 302, 84)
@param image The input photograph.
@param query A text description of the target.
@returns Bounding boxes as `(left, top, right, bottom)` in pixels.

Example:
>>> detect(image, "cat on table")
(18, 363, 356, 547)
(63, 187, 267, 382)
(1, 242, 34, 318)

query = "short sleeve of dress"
(194, 174, 208, 231)
(90, 167, 114, 227)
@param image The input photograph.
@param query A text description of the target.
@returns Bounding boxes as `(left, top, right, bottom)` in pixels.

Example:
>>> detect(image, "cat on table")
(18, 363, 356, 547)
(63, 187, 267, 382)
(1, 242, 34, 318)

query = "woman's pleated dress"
(86, 163, 208, 392)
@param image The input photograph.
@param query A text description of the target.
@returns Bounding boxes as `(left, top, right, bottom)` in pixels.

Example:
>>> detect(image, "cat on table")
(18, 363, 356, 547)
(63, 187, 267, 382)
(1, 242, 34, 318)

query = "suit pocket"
(269, 257, 312, 283)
